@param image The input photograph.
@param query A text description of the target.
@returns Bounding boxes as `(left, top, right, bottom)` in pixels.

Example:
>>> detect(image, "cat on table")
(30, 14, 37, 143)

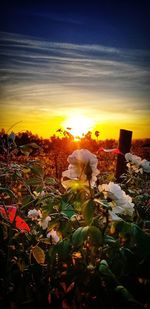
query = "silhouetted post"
(116, 129, 132, 181)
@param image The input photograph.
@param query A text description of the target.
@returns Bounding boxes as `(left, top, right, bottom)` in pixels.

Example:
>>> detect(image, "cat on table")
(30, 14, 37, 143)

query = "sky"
(0, 0, 150, 139)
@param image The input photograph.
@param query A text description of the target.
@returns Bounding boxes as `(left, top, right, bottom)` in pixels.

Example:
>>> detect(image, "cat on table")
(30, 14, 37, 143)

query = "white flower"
(125, 153, 150, 174)
(127, 162, 143, 174)
(99, 182, 134, 217)
(125, 153, 142, 167)
(99, 182, 123, 200)
(125, 153, 133, 162)
(141, 159, 150, 173)
(33, 190, 46, 198)
(47, 229, 60, 244)
(62, 149, 99, 186)
(27, 209, 41, 220)
(113, 192, 134, 217)
(39, 216, 51, 230)
(109, 211, 123, 222)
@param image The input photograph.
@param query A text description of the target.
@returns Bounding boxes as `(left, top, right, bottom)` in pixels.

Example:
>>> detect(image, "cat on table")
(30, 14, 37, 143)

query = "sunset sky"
(0, 1, 150, 139)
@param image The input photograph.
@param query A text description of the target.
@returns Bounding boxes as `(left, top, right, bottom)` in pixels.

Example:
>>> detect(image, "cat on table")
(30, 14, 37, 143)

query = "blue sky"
(0, 1, 150, 138)
(1, 1, 150, 48)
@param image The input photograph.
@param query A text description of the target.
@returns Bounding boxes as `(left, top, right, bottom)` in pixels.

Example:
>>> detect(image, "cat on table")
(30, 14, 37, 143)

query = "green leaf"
(104, 235, 118, 246)
(0, 187, 16, 198)
(21, 195, 33, 208)
(32, 246, 45, 264)
(41, 198, 56, 215)
(115, 220, 131, 235)
(39, 238, 51, 245)
(131, 223, 150, 256)
(22, 195, 32, 204)
(55, 239, 71, 259)
(72, 226, 88, 246)
(99, 259, 118, 284)
(72, 225, 102, 247)
(82, 199, 94, 225)
(73, 200, 83, 212)
(26, 177, 42, 186)
(30, 164, 43, 177)
(61, 200, 75, 218)
(19, 143, 40, 155)
(120, 247, 135, 269)
(72, 227, 84, 246)
(59, 221, 72, 237)
(115, 221, 150, 257)
(87, 226, 103, 245)
(47, 218, 60, 230)
(99, 259, 109, 269)
(94, 198, 112, 209)
(49, 239, 70, 262)
(45, 177, 57, 185)
(19, 145, 33, 155)
(115, 285, 135, 302)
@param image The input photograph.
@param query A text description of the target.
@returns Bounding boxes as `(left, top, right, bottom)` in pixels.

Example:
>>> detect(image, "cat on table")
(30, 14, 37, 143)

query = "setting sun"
(63, 115, 93, 138)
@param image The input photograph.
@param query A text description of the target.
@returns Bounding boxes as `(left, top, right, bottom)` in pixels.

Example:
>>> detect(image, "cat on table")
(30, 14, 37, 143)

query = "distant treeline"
(0, 129, 149, 179)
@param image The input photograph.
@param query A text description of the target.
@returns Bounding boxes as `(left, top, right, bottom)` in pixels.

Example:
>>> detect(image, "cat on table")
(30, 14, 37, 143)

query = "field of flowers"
(0, 130, 150, 309)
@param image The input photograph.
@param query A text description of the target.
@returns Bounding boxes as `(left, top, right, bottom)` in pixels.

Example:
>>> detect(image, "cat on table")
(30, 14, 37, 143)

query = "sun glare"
(63, 115, 93, 139)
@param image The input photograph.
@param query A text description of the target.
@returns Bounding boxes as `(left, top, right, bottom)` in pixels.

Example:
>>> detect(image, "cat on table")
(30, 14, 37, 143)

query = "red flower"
(7, 206, 17, 222)
(0, 205, 30, 233)
(15, 216, 30, 232)
(0, 205, 16, 222)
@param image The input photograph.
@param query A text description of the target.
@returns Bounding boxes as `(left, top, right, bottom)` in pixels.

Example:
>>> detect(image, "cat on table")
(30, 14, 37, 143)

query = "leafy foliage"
(0, 133, 150, 308)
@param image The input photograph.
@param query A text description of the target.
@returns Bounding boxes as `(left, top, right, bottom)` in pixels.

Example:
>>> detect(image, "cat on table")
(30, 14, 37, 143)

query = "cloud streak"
(0, 31, 149, 136)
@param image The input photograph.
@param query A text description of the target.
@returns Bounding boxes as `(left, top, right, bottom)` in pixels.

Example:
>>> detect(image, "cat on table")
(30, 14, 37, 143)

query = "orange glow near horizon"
(62, 115, 94, 139)
(1, 105, 150, 140)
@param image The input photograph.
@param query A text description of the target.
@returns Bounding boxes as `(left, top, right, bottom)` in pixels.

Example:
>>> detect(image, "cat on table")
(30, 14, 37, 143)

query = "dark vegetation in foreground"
(0, 129, 150, 309)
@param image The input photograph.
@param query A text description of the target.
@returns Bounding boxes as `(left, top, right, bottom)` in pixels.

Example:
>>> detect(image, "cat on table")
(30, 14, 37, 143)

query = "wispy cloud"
(0, 31, 149, 118)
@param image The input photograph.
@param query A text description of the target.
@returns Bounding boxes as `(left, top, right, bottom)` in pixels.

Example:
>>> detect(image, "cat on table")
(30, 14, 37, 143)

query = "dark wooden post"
(116, 129, 132, 181)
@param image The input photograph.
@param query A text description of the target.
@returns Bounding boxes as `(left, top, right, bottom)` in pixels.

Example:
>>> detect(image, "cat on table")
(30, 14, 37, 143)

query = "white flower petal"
(47, 229, 60, 244)
(62, 149, 99, 187)
(109, 211, 123, 221)
(28, 209, 40, 219)
(141, 159, 150, 173)
(39, 216, 51, 230)
(99, 181, 134, 218)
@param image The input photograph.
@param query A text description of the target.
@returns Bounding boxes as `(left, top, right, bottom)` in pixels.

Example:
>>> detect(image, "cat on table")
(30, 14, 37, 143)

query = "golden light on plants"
(63, 115, 93, 139)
